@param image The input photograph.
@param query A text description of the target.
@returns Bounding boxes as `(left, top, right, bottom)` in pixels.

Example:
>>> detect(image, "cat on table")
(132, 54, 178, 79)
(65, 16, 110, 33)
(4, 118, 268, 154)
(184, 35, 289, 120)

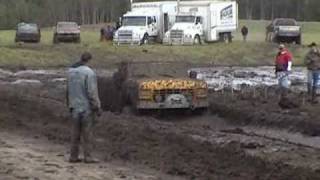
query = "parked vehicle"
(163, 1, 238, 45)
(113, 1, 177, 45)
(15, 23, 41, 43)
(266, 18, 301, 44)
(53, 22, 81, 44)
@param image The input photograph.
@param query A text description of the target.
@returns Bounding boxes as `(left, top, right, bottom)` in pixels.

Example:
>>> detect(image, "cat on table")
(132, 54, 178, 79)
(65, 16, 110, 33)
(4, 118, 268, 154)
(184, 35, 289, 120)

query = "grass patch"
(0, 20, 318, 69)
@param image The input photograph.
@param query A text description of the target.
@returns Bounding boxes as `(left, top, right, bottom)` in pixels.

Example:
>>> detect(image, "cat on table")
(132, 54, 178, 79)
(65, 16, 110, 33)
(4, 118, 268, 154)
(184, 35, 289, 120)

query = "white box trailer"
(163, 1, 238, 45)
(113, 1, 177, 45)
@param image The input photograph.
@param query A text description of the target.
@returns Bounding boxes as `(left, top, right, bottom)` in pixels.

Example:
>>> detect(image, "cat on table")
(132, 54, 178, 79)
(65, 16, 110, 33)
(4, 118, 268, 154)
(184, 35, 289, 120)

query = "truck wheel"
(53, 35, 59, 44)
(75, 37, 81, 43)
(296, 36, 301, 45)
(141, 34, 149, 45)
(193, 35, 201, 45)
(220, 33, 231, 43)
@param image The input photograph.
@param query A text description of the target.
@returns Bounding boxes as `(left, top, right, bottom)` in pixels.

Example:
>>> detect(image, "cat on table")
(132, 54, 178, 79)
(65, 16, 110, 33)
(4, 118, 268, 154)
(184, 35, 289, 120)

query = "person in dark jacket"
(241, 25, 249, 42)
(304, 42, 320, 103)
(67, 52, 101, 163)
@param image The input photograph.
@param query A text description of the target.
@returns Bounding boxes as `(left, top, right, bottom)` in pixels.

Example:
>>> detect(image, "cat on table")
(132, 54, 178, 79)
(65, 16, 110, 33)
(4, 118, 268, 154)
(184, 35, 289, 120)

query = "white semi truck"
(163, 1, 238, 45)
(113, 1, 177, 45)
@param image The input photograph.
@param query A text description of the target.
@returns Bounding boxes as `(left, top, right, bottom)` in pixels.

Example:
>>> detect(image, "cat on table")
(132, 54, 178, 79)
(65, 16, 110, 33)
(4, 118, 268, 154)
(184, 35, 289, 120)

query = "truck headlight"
(196, 89, 208, 98)
(154, 94, 164, 102)
(139, 90, 152, 100)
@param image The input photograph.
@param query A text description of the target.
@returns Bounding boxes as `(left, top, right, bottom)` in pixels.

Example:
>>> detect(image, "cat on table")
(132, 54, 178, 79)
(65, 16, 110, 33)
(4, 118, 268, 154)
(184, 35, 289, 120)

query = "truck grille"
(118, 30, 133, 40)
(170, 30, 184, 39)
(154, 89, 193, 95)
(153, 89, 193, 102)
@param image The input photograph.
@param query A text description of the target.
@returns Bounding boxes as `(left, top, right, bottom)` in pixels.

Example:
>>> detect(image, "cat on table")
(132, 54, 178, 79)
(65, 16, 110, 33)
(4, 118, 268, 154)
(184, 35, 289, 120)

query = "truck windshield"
(58, 23, 78, 30)
(122, 17, 146, 26)
(176, 16, 195, 23)
(17, 24, 38, 33)
(275, 19, 296, 26)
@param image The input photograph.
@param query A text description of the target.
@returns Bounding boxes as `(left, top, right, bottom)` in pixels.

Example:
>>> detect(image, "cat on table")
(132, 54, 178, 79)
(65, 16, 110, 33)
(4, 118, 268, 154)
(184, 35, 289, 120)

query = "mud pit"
(1, 65, 320, 179)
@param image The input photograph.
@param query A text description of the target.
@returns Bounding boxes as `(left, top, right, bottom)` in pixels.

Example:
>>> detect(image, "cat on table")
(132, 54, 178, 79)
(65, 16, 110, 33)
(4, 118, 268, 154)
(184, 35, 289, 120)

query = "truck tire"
(296, 36, 301, 45)
(220, 33, 231, 43)
(193, 35, 201, 45)
(53, 35, 59, 44)
(75, 37, 81, 43)
(141, 34, 149, 45)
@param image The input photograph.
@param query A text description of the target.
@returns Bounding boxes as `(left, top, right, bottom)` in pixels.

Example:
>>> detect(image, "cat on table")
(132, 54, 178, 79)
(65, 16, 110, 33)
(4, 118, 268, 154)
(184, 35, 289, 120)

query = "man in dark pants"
(67, 52, 101, 163)
(241, 25, 249, 42)
(305, 42, 320, 103)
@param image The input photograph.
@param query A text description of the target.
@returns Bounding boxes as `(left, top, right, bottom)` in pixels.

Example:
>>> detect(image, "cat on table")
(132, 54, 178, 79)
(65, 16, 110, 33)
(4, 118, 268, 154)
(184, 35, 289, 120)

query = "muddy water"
(0, 66, 308, 90)
(191, 66, 307, 91)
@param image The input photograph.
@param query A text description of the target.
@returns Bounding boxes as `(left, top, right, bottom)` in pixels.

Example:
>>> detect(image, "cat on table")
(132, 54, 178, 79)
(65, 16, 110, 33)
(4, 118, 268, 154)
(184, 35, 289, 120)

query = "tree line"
(0, 0, 319, 29)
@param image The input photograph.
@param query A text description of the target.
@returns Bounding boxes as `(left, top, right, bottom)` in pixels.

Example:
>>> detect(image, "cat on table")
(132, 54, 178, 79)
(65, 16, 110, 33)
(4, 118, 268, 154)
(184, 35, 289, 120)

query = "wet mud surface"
(1, 65, 320, 179)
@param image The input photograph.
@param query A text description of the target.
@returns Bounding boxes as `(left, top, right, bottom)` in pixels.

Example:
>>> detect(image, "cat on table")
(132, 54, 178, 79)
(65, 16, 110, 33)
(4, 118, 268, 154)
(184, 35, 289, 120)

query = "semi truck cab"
(114, 13, 158, 45)
(164, 14, 204, 45)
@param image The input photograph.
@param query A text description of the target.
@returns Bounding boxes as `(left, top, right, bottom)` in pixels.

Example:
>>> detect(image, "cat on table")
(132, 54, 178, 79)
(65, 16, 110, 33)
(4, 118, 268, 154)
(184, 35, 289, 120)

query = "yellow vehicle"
(98, 62, 209, 113)
(130, 78, 208, 110)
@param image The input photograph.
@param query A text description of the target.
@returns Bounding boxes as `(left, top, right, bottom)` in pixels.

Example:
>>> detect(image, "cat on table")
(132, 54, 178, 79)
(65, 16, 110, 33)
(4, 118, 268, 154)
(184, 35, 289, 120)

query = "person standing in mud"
(67, 52, 101, 163)
(275, 44, 293, 102)
(111, 62, 129, 114)
(304, 42, 320, 103)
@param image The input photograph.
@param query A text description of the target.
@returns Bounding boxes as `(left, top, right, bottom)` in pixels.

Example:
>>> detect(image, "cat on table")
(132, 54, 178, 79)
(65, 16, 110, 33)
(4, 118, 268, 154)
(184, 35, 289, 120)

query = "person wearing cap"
(304, 42, 320, 103)
(275, 44, 293, 100)
(67, 52, 102, 163)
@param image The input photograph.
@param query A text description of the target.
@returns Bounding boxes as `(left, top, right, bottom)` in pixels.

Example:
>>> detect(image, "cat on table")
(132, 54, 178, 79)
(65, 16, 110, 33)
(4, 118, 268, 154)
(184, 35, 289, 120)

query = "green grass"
(0, 20, 318, 69)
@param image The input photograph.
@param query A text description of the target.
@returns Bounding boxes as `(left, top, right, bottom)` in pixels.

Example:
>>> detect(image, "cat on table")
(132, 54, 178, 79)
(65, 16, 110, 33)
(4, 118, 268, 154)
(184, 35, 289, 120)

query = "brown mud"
(210, 88, 320, 136)
(2, 72, 320, 179)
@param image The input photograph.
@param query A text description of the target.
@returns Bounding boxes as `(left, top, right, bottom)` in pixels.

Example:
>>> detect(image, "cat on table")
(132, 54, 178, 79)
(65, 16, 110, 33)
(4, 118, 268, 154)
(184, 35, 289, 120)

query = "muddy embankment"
(1, 67, 320, 179)
(192, 66, 320, 136)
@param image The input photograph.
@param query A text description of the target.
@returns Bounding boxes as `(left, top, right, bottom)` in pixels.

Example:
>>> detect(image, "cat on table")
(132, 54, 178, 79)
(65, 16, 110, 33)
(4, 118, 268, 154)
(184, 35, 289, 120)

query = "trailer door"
(209, 6, 218, 41)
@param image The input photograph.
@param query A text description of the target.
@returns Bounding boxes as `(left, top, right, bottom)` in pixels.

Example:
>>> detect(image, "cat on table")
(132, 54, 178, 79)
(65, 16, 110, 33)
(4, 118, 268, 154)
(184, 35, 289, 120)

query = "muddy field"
(2, 64, 320, 179)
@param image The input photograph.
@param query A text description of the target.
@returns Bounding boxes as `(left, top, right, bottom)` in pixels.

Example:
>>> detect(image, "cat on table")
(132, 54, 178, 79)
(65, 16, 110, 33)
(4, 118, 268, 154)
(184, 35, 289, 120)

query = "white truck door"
(147, 16, 158, 37)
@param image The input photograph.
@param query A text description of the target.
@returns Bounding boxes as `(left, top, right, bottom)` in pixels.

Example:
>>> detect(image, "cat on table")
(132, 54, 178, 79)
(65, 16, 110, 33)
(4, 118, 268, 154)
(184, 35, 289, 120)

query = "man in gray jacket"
(67, 52, 101, 163)
(305, 42, 320, 103)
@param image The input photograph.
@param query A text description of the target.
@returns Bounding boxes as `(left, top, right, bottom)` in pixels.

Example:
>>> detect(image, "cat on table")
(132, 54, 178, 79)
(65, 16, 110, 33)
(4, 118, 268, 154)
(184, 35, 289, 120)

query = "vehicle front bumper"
(277, 31, 300, 37)
(56, 34, 80, 40)
(113, 37, 142, 45)
(136, 99, 208, 110)
(163, 37, 194, 45)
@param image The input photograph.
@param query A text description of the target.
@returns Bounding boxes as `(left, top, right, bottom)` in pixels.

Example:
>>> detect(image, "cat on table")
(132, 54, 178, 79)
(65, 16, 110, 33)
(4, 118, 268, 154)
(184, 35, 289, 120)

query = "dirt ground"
(2, 64, 320, 179)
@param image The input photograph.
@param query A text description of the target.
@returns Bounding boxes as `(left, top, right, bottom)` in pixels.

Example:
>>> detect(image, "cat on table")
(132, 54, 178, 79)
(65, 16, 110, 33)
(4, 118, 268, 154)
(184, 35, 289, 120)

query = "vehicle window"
(274, 19, 296, 26)
(196, 17, 202, 24)
(176, 16, 196, 23)
(153, 16, 157, 23)
(57, 23, 78, 29)
(122, 16, 146, 26)
(17, 24, 38, 32)
(147, 17, 152, 25)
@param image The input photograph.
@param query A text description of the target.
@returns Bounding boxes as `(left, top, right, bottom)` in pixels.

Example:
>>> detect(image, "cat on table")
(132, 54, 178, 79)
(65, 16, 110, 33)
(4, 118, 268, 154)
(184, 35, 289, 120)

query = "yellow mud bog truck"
(130, 78, 208, 110)
(98, 62, 209, 113)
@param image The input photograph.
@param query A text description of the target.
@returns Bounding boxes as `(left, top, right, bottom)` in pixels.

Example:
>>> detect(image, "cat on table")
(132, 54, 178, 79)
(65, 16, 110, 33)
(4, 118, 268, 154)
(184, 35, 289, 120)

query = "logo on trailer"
(220, 5, 233, 24)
